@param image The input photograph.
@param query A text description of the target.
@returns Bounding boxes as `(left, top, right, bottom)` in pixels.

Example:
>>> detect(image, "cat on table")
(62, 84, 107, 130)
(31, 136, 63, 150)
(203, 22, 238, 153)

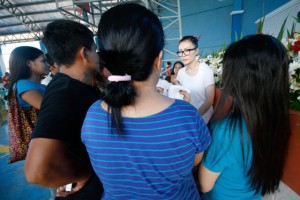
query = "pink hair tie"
(108, 74, 131, 82)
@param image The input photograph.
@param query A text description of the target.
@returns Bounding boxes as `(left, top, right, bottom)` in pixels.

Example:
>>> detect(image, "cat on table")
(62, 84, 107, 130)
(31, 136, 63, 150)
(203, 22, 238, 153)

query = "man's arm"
(24, 138, 92, 188)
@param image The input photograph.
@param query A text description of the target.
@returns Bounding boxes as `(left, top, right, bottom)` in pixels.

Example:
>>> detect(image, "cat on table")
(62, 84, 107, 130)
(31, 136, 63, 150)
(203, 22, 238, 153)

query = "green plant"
(281, 11, 300, 111)
(257, 16, 265, 34)
(255, 13, 300, 111)
(277, 16, 288, 41)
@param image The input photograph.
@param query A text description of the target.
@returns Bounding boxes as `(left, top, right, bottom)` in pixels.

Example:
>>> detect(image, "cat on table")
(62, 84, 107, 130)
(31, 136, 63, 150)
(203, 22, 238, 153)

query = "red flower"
(290, 40, 300, 52)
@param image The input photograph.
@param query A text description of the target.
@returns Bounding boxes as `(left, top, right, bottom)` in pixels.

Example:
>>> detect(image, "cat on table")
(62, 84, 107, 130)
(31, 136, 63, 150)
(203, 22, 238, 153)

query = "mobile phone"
(64, 183, 73, 192)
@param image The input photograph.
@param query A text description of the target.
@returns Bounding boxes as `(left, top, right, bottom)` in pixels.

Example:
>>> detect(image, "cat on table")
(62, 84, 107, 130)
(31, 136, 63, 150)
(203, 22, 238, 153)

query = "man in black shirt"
(25, 20, 103, 199)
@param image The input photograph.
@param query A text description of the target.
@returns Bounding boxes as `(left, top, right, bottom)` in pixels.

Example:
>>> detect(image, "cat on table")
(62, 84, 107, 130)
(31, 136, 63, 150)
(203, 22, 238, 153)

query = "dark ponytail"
(97, 3, 164, 133)
(102, 81, 136, 132)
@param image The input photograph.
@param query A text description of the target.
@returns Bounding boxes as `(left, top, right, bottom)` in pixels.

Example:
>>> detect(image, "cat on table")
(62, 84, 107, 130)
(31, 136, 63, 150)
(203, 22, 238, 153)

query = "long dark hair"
(171, 61, 184, 75)
(97, 3, 164, 133)
(8, 46, 44, 98)
(212, 34, 290, 195)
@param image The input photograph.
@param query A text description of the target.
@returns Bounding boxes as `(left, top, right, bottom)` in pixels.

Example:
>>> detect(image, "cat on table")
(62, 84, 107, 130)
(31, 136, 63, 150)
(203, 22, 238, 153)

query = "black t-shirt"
(32, 73, 103, 199)
(33, 73, 99, 143)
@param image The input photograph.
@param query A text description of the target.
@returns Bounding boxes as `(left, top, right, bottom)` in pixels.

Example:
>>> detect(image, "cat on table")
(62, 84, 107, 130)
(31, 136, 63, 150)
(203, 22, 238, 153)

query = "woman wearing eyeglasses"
(176, 36, 215, 123)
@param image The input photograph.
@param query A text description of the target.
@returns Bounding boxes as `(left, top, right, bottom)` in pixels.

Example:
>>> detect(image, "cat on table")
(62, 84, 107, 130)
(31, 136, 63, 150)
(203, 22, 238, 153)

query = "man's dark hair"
(45, 53, 55, 67)
(42, 20, 94, 66)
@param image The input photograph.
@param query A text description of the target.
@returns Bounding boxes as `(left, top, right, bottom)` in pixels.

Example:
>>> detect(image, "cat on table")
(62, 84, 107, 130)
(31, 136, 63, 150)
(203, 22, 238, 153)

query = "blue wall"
(242, 0, 290, 36)
(181, 0, 233, 56)
(163, 0, 289, 61)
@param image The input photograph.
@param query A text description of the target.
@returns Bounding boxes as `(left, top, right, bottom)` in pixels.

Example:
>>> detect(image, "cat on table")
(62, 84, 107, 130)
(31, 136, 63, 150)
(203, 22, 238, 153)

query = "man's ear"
(78, 47, 88, 62)
(153, 51, 163, 73)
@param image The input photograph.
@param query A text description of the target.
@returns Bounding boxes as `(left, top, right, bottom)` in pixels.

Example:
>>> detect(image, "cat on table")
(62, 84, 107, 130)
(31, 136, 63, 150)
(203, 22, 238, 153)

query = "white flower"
(290, 38, 297, 45)
(291, 82, 300, 91)
(281, 38, 289, 49)
(203, 51, 224, 86)
(294, 32, 300, 40)
(216, 67, 223, 75)
(289, 61, 300, 77)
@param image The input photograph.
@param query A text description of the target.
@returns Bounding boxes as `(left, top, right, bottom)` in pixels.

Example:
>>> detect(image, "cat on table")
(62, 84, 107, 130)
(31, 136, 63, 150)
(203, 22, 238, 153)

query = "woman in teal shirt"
(199, 35, 291, 199)
(8, 46, 48, 109)
(7, 46, 48, 164)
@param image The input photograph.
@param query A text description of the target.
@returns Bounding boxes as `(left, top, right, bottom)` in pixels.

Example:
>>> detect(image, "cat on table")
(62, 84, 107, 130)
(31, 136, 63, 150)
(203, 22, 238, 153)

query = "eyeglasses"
(176, 47, 197, 57)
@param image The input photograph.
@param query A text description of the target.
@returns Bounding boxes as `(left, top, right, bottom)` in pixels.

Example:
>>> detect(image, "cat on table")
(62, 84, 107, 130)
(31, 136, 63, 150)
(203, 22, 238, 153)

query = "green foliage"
(287, 22, 295, 38)
(290, 93, 300, 111)
(222, 42, 227, 50)
(287, 11, 300, 111)
(292, 11, 300, 23)
(257, 16, 265, 33)
(235, 31, 238, 41)
(234, 31, 243, 42)
(277, 16, 288, 41)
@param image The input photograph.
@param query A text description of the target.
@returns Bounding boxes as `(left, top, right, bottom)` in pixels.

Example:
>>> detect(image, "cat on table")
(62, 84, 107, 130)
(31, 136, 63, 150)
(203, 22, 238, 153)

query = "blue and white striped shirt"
(82, 99, 211, 200)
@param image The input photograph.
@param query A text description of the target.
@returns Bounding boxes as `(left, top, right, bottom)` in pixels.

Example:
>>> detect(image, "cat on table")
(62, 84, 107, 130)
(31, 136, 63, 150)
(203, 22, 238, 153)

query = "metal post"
(148, 0, 182, 62)
(231, 0, 244, 42)
(177, 0, 182, 39)
(0, 47, 6, 74)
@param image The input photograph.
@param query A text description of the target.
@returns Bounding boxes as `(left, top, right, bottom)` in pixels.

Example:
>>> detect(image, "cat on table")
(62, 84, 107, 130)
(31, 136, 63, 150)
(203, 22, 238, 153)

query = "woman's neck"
(121, 84, 173, 118)
(187, 59, 198, 70)
(28, 73, 42, 83)
(185, 59, 199, 76)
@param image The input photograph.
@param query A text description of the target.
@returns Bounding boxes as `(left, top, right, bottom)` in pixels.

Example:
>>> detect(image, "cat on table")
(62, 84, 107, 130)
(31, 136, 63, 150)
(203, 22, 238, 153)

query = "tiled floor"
(0, 121, 51, 200)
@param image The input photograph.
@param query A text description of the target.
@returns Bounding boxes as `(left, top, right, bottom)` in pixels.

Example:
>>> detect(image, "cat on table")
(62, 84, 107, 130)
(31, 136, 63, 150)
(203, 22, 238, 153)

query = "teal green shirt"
(202, 116, 261, 200)
(16, 79, 46, 107)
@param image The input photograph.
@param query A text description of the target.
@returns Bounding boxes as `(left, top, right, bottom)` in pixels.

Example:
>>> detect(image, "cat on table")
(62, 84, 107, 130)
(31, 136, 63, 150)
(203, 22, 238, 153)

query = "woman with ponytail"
(199, 34, 291, 199)
(81, 3, 211, 199)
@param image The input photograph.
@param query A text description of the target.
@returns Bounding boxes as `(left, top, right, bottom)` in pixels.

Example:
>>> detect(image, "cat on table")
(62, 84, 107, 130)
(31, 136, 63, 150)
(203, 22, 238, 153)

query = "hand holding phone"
(64, 183, 73, 192)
